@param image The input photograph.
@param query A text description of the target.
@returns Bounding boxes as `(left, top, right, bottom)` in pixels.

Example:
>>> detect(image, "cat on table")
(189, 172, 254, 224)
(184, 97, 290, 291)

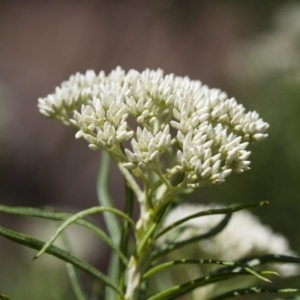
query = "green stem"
(154, 168, 173, 191)
(124, 204, 169, 300)
(97, 150, 121, 245)
(118, 162, 144, 202)
(136, 205, 168, 256)
(118, 180, 135, 298)
(124, 202, 171, 299)
(145, 183, 154, 211)
(98, 150, 123, 300)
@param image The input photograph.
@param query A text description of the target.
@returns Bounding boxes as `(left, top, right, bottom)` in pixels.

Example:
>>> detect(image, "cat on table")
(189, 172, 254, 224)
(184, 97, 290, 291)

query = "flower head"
(38, 67, 268, 189)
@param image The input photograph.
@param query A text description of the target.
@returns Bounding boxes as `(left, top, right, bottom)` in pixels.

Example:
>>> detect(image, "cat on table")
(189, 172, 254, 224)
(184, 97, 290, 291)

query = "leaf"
(143, 258, 274, 282)
(0, 295, 12, 300)
(152, 213, 231, 260)
(210, 287, 300, 300)
(97, 150, 121, 245)
(59, 228, 87, 300)
(35, 206, 135, 260)
(0, 204, 127, 264)
(0, 225, 122, 296)
(214, 254, 300, 275)
(146, 270, 274, 300)
(155, 201, 269, 239)
(152, 201, 270, 261)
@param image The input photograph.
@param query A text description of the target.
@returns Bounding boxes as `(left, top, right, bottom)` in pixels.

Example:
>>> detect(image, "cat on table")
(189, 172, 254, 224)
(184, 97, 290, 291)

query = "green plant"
(0, 67, 299, 299)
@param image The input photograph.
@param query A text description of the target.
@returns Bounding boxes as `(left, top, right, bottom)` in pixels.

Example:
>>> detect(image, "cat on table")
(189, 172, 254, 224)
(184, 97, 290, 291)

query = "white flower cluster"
(162, 203, 299, 278)
(38, 67, 268, 188)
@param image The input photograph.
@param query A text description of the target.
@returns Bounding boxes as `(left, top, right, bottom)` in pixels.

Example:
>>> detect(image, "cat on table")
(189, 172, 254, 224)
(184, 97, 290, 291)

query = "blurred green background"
(0, 0, 300, 299)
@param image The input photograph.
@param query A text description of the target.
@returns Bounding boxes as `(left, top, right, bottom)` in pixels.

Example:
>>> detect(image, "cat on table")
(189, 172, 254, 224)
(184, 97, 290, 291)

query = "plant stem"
(118, 180, 135, 298)
(124, 204, 168, 300)
(124, 249, 153, 300)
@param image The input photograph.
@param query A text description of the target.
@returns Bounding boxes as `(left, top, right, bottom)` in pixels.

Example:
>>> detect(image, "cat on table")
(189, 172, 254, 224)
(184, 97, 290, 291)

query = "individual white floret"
(124, 125, 171, 168)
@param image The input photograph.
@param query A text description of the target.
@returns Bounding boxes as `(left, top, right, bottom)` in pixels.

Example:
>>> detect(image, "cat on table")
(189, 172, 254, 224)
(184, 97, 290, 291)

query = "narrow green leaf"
(0, 225, 122, 296)
(98, 151, 125, 300)
(97, 150, 121, 245)
(152, 213, 231, 260)
(214, 254, 300, 275)
(0, 204, 127, 265)
(0, 295, 12, 300)
(106, 178, 135, 300)
(106, 253, 120, 300)
(59, 227, 87, 300)
(143, 259, 273, 282)
(210, 287, 300, 300)
(66, 263, 87, 300)
(35, 206, 135, 259)
(146, 271, 273, 300)
(275, 296, 300, 300)
(155, 201, 269, 239)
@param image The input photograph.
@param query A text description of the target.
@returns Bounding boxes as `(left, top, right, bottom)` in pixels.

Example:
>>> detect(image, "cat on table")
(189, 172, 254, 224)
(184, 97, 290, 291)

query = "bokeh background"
(1, 0, 300, 299)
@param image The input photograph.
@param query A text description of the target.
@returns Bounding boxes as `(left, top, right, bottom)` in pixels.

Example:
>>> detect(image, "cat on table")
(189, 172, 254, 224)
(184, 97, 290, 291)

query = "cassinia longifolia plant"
(0, 67, 300, 300)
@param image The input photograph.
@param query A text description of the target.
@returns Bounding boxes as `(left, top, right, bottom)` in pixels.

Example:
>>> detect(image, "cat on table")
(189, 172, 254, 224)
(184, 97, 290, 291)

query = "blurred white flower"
(38, 67, 268, 188)
(162, 203, 299, 277)
(231, 4, 300, 80)
(161, 203, 299, 299)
